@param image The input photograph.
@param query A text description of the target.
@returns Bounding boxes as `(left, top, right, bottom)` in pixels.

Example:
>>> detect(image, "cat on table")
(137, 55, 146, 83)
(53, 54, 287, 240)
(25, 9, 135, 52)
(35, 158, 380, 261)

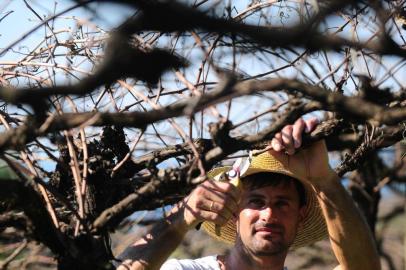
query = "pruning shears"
(213, 153, 252, 236)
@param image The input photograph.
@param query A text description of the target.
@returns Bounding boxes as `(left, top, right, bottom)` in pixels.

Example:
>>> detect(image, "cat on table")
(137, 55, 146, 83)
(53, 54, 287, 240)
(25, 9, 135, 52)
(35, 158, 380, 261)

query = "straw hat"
(201, 150, 328, 249)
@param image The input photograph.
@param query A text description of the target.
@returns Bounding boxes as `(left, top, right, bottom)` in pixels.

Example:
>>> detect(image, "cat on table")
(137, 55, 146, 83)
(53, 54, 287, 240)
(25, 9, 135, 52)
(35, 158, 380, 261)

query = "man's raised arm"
(314, 163, 380, 270)
(270, 118, 381, 270)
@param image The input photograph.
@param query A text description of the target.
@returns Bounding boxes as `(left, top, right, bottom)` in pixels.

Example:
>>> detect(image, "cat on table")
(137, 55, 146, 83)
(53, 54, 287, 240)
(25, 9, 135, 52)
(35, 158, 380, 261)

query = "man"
(116, 118, 381, 270)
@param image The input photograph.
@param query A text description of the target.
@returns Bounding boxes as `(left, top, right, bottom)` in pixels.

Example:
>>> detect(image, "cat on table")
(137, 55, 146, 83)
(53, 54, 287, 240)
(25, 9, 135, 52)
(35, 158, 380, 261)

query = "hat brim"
(201, 151, 328, 250)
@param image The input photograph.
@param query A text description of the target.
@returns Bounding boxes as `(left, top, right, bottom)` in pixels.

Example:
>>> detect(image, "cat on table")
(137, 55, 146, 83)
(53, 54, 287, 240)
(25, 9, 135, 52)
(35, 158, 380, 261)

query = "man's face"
(235, 180, 305, 257)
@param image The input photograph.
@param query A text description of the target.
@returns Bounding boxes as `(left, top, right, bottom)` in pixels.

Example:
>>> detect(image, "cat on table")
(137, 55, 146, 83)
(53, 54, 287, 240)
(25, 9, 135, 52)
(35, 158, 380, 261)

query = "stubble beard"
(251, 222, 291, 256)
(252, 234, 288, 256)
(236, 234, 289, 257)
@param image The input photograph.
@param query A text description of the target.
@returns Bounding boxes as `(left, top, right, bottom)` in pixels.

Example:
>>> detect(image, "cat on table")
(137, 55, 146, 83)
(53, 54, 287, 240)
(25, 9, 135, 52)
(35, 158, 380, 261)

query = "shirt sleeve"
(160, 258, 184, 270)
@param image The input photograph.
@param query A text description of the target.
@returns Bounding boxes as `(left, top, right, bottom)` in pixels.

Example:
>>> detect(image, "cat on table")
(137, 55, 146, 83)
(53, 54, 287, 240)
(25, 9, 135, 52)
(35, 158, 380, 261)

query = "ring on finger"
(209, 201, 214, 211)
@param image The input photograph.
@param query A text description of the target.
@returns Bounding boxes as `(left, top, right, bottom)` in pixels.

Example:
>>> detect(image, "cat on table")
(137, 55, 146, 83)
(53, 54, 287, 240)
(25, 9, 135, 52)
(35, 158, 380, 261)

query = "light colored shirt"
(161, 255, 220, 270)
(160, 255, 288, 270)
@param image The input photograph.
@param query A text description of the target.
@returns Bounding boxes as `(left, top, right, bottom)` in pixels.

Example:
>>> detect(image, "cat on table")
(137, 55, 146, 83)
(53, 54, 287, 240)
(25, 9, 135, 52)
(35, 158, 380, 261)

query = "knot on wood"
(208, 119, 233, 148)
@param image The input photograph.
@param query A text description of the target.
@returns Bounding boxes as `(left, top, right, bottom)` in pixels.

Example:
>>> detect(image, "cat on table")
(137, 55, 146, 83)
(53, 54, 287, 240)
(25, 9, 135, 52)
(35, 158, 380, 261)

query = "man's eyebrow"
(274, 195, 294, 201)
(246, 193, 266, 199)
(247, 193, 294, 201)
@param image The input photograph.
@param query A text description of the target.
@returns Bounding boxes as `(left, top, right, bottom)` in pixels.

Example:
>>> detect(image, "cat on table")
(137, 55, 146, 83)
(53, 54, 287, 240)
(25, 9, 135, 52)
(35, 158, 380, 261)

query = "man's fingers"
(184, 179, 241, 226)
(195, 181, 240, 212)
(271, 133, 284, 151)
(292, 118, 305, 149)
(195, 192, 239, 214)
(281, 125, 295, 155)
(202, 181, 241, 201)
(193, 195, 236, 225)
(305, 117, 319, 133)
(269, 117, 320, 155)
(202, 199, 236, 219)
(196, 209, 229, 225)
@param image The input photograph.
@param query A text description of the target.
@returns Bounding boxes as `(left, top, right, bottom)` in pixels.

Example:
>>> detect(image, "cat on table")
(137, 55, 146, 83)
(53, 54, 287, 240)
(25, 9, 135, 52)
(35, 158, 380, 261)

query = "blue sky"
(0, 0, 135, 59)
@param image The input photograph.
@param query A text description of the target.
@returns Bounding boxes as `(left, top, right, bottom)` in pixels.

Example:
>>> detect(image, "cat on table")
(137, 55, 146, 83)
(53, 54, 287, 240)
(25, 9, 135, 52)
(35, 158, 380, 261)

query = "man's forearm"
(116, 204, 190, 270)
(312, 173, 381, 270)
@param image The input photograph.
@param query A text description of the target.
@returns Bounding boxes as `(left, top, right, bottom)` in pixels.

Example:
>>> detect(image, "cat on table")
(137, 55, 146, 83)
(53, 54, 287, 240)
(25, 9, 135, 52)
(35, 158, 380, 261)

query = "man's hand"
(270, 118, 336, 183)
(270, 117, 318, 155)
(180, 180, 241, 228)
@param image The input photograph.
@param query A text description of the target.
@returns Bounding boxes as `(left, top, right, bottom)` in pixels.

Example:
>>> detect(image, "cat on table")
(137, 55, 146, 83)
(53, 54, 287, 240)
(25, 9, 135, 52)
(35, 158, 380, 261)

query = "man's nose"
(260, 206, 277, 222)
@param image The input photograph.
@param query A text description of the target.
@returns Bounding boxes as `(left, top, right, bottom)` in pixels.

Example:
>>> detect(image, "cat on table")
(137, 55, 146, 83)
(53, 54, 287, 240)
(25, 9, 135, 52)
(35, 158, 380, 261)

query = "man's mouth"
(254, 223, 284, 236)
(256, 227, 282, 234)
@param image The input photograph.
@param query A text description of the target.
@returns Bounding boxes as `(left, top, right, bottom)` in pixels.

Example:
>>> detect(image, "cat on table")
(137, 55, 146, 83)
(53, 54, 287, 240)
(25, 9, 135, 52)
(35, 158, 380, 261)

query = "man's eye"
(275, 200, 289, 208)
(248, 199, 264, 206)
